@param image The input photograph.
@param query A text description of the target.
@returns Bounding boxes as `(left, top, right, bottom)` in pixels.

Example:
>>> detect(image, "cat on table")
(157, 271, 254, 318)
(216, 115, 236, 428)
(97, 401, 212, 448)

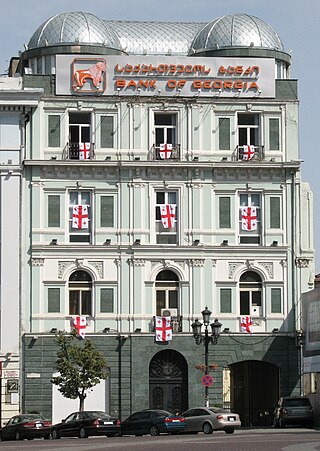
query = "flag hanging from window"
(73, 316, 86, 339)
(79, 142, 90, 160)
(72, 205, 89, 229)
(159, 143, 172, 160)
(241, 206, 257, 231)
(160, 204, 175, 229)
(240, 316, 252, 334)
(155, 316, 172, 341)
(242, 145, 255, 160)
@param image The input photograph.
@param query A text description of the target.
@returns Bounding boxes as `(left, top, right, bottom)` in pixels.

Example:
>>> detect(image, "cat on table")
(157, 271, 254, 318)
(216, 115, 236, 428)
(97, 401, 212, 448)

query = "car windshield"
(152, 410, 171, 417)
(22, 414, 45, 421)
(209, 407, 225, 414)
(85, 411, 110, 419)
(283, 399, 310, 407)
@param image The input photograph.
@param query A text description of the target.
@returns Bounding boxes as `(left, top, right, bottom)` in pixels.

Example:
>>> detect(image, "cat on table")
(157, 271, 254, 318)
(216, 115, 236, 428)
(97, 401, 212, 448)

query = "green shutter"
(101, 196, 114, 227)
(269, 118, 280, 150)
(48, 195, 60, 227)
(219, 197, 231, 228)
(220, 289, 232, 313)
(271, 288, 281, 313)
(48, 115, 60, 147)
(270, 197, 280, 228)
(48, 288, 60, 313)
(219, 118, 230, 150)
(100, 288, 114, 313)
(101, 116, 114, 148)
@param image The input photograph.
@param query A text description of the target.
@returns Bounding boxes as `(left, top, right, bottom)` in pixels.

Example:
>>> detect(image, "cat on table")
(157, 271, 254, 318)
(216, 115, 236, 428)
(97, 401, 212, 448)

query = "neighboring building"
(3, 11, 314, 426)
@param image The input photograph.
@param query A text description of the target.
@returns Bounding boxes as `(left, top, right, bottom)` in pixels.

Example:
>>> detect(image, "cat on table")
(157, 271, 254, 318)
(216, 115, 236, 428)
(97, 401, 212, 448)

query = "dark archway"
(230, 360, 279, 426)
(149, 350, 188, 414)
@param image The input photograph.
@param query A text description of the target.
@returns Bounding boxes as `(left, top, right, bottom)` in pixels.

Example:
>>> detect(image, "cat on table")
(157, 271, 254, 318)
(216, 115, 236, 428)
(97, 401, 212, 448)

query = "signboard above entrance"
(56, 55, 275, 98)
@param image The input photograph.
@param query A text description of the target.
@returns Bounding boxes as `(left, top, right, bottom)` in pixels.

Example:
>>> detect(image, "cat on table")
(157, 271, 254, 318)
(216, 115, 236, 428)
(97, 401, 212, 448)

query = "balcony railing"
(234, 145, 265, 161)
(152, 315, 183, 333)
(62, 142, 95, 160)
(151, 144, 181, 161)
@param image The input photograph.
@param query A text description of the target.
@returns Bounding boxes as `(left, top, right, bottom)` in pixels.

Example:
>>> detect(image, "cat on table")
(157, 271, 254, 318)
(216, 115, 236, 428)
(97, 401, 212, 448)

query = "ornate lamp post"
(192, 307, 222, 407)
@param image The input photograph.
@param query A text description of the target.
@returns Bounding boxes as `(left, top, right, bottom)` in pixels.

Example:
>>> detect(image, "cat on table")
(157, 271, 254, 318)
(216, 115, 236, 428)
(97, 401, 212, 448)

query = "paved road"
(1, 428, 320, 451)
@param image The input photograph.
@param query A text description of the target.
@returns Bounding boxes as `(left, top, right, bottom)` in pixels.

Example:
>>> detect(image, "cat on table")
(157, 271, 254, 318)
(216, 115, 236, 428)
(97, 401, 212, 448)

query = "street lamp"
(192, 307, 222, 407)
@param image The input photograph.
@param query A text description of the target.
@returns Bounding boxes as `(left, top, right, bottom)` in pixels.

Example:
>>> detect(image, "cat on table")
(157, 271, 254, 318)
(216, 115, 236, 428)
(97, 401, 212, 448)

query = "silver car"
(182, 407, 241, 434)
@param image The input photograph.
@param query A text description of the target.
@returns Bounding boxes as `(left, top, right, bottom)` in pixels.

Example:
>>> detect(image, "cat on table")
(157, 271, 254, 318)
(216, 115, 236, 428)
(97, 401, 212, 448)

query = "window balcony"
(63, 142, 95, 160)
(152, 315, 183, 333)
(151, 144, 181, 161)
(234, 145, 265, 161)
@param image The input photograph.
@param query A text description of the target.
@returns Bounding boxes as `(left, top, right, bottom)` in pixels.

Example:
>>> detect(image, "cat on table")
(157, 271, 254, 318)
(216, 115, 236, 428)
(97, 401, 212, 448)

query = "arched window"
(155, 270, 179, 317)
(239, 271, 262, 317)
(69, 270, 92, 315)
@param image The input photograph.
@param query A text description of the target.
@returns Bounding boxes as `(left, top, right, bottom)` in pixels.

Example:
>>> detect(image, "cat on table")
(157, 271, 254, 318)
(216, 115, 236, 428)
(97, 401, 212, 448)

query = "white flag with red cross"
(242, 145, 255, 160)
(73, 316, 87, 339)
(159, 143, 172, 160)
(160, 204, 175, 229)
(79, 142, 90, 160)
(72, 205, 89, 229)
(240, 316, 253, 334)
(155, 316, 172, 341)
(241, 206, 257, 231)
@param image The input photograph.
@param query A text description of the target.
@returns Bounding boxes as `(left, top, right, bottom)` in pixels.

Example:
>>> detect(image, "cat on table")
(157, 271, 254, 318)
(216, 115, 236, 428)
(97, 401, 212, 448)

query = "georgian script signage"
(56, 55, 275, 98)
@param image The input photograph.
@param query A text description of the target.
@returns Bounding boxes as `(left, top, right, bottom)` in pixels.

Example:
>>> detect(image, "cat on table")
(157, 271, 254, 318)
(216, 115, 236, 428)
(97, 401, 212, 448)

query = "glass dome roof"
(28, 11, 121, 50)
(190, 14, 284, 54)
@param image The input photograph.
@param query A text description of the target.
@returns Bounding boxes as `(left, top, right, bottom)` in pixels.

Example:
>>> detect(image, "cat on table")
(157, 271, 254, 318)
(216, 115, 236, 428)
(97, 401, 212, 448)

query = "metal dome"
(28, 11, 121, 50)
(189, 14, 284, 54)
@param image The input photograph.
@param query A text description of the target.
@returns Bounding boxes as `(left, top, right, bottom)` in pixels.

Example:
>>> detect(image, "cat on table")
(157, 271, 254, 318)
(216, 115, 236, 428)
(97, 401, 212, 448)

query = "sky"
(0, 0, 318, 269)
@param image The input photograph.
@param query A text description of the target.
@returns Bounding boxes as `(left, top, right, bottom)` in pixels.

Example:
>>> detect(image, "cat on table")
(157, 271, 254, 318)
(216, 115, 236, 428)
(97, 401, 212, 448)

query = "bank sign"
(56, 55, 275, 98)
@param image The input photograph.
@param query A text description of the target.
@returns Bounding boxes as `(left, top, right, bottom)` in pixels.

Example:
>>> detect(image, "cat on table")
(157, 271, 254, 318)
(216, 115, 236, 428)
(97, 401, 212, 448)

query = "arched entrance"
(149, 350, 188, 414)
(230, 360, 279, 426)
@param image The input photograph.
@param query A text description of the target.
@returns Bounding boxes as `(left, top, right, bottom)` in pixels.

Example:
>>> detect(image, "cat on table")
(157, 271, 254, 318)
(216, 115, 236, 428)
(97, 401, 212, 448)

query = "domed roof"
(28, 11, 121, 51)
(190, 14, 284, 54)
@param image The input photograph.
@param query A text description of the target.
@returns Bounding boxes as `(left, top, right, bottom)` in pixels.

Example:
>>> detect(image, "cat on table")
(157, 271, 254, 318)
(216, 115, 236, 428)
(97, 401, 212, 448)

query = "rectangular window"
(100, 116, 114, 148)
(48, 195, 60, 227)
(48, 288, 60, 313)
(153, 112, 179, 159)
(155, 191, 178, 244)
(269, 118, 280, 150)
(219, 197, 231, 228)
(0, 115, 20, 148)
(220, 289, 232, 313)
(69, 291, 91, 315)
(270, 197, 281, 228)
(69, 191, 91, 243)
(68, 112, 91, 159)
(219, 118, 230, 150)
(48, 115, 60, 147)
(239, 193, 261, 244)
(271, 288, 282, 313)
(237, 113, 260, 160)
(101, 196, 114, 227)
(100, 288, 114, 313)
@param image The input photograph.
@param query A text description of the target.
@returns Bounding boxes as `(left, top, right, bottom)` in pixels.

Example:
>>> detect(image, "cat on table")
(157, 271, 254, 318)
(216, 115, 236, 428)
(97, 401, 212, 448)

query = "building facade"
(2, 12, 315, 426)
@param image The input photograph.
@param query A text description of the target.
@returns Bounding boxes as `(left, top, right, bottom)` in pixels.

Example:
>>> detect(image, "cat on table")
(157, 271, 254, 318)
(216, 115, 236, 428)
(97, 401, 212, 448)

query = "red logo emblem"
(72, 58, 106, 93)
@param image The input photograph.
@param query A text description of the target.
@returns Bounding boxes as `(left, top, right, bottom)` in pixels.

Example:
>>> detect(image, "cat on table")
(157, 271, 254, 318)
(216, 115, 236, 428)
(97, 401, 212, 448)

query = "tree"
(51, 331, 109, 411)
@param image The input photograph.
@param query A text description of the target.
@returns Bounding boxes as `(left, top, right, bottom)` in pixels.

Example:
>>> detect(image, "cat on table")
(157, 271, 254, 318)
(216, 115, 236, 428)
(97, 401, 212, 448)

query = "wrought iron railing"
(151, 144, 181, 161)
(62, 142, 95, 160)
(234, 145, 265, 161)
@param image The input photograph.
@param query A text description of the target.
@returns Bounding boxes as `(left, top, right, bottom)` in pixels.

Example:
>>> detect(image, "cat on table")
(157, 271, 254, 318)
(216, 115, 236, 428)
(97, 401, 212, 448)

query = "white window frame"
(155, 190, 178, 244)
(238, 192, 262, 245)
(68, 190, 92, 243)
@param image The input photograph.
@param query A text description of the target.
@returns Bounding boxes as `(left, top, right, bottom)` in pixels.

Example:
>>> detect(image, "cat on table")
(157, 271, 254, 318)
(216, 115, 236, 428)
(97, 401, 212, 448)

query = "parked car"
(0, 414, 52, 441)
(121, 409, 186, 436)
(182, 407, 241, 434)
(51, 411, 121, 439)
(273, 396, 313, 428)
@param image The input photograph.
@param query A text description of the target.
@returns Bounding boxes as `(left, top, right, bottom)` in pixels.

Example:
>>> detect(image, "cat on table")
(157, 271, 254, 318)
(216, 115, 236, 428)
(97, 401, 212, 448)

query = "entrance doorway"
(230, 360, 279, 426)
(149, 350, 188, 414)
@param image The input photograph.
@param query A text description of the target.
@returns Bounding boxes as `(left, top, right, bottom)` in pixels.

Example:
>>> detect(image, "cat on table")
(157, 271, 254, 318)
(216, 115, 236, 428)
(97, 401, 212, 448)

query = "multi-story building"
(4, 11, 314, 426)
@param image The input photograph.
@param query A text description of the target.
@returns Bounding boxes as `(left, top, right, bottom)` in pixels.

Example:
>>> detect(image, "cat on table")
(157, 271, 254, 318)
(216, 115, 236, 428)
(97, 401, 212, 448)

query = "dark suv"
(273, 396, 313, 428)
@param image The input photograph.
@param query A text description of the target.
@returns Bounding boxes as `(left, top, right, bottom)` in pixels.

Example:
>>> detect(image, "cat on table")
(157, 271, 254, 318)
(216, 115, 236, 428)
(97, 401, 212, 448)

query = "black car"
(121, 409, 186, 436)
(273, 396, 313, 428)
(51, 411, 121, 439)
(0, 414, 52, 441)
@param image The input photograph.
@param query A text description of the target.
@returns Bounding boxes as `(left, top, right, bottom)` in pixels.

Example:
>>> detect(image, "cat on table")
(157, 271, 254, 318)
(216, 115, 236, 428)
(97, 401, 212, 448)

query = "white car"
(182, 407, 241, 434)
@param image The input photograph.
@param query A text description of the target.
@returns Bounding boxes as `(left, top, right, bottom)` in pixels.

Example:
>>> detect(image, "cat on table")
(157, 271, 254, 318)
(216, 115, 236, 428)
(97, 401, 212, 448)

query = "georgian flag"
(240, 316, 252, 334)
(155, 316, 172, 341)
(72, 205, 89, 229)
(79, 142, 90, 160)
(73, 316, 86, 339)
(242, 145, 255, 160)
(241, 206, 257, 231)
(160, 204, 176, 229)
(159, 143, 172, 160)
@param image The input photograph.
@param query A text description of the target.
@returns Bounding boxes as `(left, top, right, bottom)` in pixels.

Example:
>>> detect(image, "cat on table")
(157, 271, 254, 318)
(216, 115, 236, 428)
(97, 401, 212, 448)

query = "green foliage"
(51, 331, 109, 410)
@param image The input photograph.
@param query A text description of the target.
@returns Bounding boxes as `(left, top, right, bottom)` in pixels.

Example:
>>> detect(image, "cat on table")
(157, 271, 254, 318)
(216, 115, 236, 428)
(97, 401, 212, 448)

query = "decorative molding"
(90, 261, 104, 278)
(189, 259, 205, 267)
(128, 258, 146, 267)
(295, 258, 310, 268)
(212, 259, 217, 267)
(259, 262, 274, 278)
(228, 262, 242, 279)
(31, 258, 44, 267)
(280, 259, 287, 268)
(58, 261, 73, 279)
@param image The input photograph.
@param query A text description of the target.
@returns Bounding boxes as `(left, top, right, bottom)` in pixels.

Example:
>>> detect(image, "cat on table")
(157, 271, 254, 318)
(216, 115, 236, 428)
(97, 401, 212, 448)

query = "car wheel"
(51, 429, 60, 440)
(225, 429, 234, 434)
(79, 427, 87, 439)
(203, 422, 213, 434)
(15, 431, 23, 440)
(149, 425, 159, 436)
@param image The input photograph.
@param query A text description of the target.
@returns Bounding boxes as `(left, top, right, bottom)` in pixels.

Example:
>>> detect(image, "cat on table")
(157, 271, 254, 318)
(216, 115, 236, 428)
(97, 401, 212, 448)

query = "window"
(100, 196, 114, 227)
(240, 271, 262, 316)
(271, 288, 282, 313)
(239, 193, 261, 244)
(270, 197, 281, 229)
(0, 115, 20, 149)
(68, 112, 92, 159)
(219, 197, 231, 228)
(69, 191, 91, 243)
(155, 270, 179, 316)
(153, 112, 179, 159)
(48, 115, 60, 147)
(218, 118, 230, 150)
(100, 116, 114, 148)
(237, 113, 260, 160)
(48, 195, 60, 227)
(48, 288, 60, 313)
(220, 288, 232, 313)
(69, 271, 92, 316)
(100, 288, 114, 313)
(269, 118, 280, 150)
(155, 191, 178, 244)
